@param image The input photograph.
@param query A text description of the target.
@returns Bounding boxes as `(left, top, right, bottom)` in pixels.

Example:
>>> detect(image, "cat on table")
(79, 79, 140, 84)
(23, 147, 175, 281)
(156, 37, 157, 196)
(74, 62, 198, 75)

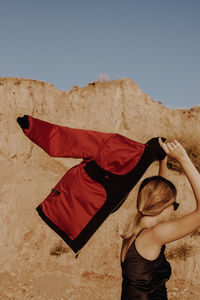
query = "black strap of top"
(121, 228, 148, 264)
(135, 227, 147, 240)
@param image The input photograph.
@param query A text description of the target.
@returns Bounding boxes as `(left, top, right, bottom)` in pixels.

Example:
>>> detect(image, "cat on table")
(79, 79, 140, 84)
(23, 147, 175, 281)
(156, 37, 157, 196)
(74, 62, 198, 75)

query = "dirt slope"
(0, 76, 200, 299)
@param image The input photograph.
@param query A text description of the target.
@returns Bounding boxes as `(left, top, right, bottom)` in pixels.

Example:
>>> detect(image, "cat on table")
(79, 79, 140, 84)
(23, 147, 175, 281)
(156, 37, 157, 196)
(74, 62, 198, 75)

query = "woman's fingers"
(159, 137, 165, 148)
(160, 141, 170, 154)
(170, 141, 176, 146)
(159, 137, 178, 155)
(159, 138, 186, 161)
(160, 138, 188, 162)
(166, 143, 171, 147)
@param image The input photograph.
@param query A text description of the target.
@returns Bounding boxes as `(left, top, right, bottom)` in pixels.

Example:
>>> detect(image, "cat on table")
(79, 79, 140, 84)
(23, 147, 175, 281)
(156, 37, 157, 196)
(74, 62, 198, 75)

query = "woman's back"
(120, 228, 171, 300)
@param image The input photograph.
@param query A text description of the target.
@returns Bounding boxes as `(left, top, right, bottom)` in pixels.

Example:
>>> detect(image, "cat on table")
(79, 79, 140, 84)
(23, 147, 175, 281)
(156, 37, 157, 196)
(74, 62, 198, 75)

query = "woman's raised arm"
(152, 139, 200, 245)
(158, 155, 168, 178)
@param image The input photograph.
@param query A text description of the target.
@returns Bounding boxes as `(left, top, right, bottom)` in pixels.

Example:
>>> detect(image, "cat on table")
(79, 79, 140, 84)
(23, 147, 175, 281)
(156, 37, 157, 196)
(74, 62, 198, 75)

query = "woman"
(120, 138, 200, 300)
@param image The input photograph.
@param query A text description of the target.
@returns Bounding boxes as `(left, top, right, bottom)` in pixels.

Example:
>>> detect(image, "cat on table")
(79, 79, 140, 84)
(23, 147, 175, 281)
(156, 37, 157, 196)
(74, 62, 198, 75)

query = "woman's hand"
(158, 137, 188, 162)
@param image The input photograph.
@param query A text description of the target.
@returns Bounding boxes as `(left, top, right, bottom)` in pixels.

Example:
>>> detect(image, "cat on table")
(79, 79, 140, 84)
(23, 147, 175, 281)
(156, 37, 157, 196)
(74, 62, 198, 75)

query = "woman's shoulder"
(121, 227, 163, 262)
(133, 227, 164, 261)
(140, 226, 165, 247)
(148, 210, 200, 245)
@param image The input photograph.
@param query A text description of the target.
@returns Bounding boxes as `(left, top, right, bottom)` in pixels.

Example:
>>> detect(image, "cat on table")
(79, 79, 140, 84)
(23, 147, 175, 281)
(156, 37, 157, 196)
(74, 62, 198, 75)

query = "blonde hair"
(120, 176, 177, 240)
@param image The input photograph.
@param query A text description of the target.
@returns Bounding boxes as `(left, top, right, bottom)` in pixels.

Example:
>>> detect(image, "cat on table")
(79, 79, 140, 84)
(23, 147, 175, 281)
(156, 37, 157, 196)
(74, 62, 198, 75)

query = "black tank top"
(120, 228, 172, 300)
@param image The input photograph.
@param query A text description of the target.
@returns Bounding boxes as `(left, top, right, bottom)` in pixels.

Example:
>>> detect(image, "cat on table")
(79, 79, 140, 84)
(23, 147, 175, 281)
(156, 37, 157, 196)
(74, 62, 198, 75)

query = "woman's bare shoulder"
(151, 210, 200, 245)
(135, 227, 163, 260)
(121, 228, 162, 262)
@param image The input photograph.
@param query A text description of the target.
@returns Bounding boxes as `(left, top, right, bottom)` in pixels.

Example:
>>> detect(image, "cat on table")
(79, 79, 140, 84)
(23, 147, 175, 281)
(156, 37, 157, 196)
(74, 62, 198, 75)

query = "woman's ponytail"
(120, 210, 143, 240)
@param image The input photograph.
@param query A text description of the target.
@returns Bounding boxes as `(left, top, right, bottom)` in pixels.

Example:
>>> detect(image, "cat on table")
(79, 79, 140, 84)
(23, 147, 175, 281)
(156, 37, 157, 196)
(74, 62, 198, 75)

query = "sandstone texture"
(0, 76, 200, 299)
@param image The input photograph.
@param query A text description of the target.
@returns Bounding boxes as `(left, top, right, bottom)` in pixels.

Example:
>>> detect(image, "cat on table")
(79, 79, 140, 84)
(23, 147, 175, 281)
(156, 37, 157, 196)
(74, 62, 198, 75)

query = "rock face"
(0, 76, 200, 299)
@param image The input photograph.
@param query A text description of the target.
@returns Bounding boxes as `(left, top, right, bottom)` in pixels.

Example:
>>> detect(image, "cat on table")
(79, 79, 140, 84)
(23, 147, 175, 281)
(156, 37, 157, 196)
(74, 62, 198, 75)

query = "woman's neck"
(141, 216, 160, 228)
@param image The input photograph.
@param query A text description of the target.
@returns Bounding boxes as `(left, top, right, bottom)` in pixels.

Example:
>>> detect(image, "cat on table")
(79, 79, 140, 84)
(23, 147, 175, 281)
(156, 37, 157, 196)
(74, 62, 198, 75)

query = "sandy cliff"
(0, 76, 200, 299)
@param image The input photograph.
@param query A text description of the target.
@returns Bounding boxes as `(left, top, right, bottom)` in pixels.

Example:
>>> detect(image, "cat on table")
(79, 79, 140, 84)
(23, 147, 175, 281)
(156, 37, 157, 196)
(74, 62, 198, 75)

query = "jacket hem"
(36, 205, 78, 253)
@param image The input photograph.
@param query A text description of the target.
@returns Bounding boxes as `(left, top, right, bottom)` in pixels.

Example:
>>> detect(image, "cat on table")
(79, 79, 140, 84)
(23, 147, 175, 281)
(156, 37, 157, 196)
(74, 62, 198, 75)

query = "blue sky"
(0, 0, 200, 109)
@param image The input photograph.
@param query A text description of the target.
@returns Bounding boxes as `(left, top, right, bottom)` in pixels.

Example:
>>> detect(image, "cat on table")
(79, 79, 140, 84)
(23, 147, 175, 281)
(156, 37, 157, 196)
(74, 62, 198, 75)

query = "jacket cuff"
(22, 115, 33, 136)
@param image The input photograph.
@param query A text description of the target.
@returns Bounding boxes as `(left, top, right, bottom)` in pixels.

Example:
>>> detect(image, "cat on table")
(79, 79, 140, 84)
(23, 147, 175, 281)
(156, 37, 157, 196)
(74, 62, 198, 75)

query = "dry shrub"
(50, 240, 70, 256)
(166, 243, 193, 260)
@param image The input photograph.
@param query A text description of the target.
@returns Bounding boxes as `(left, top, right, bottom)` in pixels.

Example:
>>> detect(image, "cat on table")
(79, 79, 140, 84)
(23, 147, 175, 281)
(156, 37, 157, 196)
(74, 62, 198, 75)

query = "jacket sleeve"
(21, 115, 114, 160)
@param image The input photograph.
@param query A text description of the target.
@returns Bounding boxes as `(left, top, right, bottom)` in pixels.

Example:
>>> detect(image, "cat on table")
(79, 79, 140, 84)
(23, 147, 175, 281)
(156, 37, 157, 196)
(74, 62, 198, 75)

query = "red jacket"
(21, 115, 166, 256)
